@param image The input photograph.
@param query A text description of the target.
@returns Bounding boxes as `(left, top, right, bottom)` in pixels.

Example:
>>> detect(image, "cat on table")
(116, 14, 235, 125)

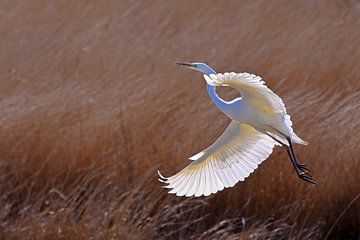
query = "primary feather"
(158, 121, 275, 197)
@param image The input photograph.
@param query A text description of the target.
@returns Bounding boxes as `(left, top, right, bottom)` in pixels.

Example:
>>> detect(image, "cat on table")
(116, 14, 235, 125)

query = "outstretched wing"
(157, 121, 275, 197)
(204, 72, 287, 114)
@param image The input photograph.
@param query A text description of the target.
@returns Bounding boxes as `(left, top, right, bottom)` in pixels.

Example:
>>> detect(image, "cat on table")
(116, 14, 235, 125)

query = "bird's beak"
(175, 61, 197, 68)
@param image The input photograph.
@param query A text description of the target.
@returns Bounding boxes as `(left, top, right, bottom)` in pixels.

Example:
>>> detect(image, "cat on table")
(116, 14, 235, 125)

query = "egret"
(158, 62, 315, 197)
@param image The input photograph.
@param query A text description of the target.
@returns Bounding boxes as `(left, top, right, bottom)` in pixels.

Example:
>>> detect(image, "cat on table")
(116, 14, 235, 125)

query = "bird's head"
(175, 62, 216, 75)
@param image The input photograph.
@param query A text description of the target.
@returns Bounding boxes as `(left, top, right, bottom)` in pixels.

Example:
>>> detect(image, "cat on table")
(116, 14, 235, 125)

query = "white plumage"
(158, 122, 275, 197)
(205, 72, 287, 113)
(205, 72, 307, 145)
(158, 63, 314, 197)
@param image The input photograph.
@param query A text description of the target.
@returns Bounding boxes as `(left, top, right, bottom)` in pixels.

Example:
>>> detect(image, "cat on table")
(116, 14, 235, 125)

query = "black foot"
(298, 171, 316, 184)
(296, 163, 310, 172)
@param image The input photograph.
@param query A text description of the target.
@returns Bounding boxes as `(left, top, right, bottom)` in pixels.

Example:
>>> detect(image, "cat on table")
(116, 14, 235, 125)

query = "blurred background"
(0, 0, 359, 239)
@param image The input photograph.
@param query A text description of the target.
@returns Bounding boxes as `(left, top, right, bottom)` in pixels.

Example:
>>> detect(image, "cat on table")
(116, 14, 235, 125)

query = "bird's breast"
(222, 100, 253, 124)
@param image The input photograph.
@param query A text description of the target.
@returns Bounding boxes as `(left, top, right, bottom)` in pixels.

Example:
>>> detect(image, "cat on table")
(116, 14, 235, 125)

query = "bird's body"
(158, 62, 314, 197)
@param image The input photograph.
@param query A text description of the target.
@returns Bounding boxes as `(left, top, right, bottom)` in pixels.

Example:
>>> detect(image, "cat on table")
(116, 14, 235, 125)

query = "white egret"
(158, 62, 315, 197)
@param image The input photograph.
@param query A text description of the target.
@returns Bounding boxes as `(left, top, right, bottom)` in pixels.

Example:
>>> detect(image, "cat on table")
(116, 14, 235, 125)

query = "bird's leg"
(286, 147, 315, 184)
(283, 143, 313, 183)
(286, 137, 316, 184)
(265, 126, 313, 174)
(285, 147, 301, 175)
(264, 133, 301, 174)
(287, 137, 310, 172)
(264, 132, 315, 184)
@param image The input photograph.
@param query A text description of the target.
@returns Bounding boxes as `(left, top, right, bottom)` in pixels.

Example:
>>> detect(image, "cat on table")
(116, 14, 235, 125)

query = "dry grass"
(0, 0, 359, 239)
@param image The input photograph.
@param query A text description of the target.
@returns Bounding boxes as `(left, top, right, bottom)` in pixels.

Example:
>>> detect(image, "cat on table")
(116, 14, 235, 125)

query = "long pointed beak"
(174, 61, 196, 68)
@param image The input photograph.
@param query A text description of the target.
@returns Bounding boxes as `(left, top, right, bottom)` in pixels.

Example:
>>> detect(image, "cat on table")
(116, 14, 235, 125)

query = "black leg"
(286, 137, 316, 184)
(286, 144, 315, 184)
(285, 147, 300, 175)
(287, 137, 310, 172)
(265, 133, 301, 174)
(264, 131, 316, 184)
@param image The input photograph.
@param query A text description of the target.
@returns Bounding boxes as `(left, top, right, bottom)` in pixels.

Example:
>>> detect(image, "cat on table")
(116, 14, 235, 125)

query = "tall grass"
(0, 0, 359, 239)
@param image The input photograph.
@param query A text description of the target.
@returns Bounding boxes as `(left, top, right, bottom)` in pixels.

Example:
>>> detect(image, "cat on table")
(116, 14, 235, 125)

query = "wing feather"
(158, 121, 275, 197)
(205, 72, 286, 114)
(205, 72, 308, 145)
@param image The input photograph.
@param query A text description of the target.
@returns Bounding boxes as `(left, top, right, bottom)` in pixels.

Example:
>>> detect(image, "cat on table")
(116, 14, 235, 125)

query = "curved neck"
(207, 84, 228, 110)
(200, 66, 229, 111)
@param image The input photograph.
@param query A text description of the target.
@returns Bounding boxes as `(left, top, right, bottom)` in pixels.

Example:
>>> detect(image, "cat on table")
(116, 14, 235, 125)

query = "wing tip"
(157, 169, 170, 184)
(189, 151, 206, 161)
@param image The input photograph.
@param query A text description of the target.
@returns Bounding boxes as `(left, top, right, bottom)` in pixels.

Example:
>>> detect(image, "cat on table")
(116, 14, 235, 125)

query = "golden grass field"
(0, 0, 359, 239)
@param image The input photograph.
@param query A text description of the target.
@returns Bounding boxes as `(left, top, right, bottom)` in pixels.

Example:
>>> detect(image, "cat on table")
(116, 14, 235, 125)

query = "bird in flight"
(158, 62, 315, 197)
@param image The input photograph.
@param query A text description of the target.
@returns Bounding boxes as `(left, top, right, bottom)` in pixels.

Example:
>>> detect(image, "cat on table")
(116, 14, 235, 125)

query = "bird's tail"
(290, 132, 308, 145)
(283, 114, 308, 145)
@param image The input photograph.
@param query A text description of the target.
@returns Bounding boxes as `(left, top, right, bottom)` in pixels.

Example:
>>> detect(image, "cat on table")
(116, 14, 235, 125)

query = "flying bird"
(158, 62, 315, 197)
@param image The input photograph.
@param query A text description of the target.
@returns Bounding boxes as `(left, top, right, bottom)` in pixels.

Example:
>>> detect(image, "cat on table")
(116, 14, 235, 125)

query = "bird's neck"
(206, 84, 229, 111)
(201, 66, 231, 114)
(202, 66, 229, 113)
